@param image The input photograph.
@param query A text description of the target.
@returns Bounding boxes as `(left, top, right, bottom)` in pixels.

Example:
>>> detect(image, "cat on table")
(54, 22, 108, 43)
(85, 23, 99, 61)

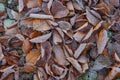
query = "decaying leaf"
(0, 65, 15, 80)
(22, 38, 34, 54)
(29, 14, 53, 20)
(0, 43, 4, 61)
(67, 57, 83, 73)
(30, 32, 52, 43)
(97, 29, 109, 54)
(53, 45, 69, 66)
(26, 0, 42, 8)
(37, 67, 47, 80)
(19, 0, 24, 12)
(23, 63, 37, 73)
(26, 49, 41, 64)
(33, 19, 51, 32)
(58, 21, 72, 31)
(86, 7, 100, 26)
(1, 0, 120, 79)
(51, 0, 69, 18)
(105, 64, 120, 80)
(92, 55, 112, 71)
(74, 43, 87, 59)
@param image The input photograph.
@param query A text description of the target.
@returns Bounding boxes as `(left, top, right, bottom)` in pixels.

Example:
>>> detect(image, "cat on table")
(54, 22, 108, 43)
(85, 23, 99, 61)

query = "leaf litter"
(0, 0, 120, 80)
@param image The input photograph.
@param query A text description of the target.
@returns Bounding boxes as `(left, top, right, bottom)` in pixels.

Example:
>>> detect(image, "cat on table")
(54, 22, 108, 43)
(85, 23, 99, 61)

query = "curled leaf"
(30, 32, 52, 43)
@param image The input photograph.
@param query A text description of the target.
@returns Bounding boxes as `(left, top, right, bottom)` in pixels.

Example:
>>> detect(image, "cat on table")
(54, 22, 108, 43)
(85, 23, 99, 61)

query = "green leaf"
(0, 3, 5, 12)
(4, 19, 15, 28)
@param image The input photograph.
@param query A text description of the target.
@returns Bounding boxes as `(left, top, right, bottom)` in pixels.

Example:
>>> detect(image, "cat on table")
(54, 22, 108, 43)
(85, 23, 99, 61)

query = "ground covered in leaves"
(0, 0, 120, 80)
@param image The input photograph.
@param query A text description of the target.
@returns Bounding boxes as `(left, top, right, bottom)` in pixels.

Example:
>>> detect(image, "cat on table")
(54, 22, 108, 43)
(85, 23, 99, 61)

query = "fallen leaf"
(5, 52, 20, 65)
(26, 0, 42, 8)
(86, 7, 100, 26)
(78, 70, 97, 80)
(33, 19, 51, 32)
(29, 14, 53, 20)
(0, 65, 15, 80)
(53, 30, 62, 44)
(30, 32, 52, 43)
(96, 2, 110, 14)
(19, 0, 24, 12)
(97, 29, 109, 54)
(26, 49, 41, 64)
(67, 57, 83, 73)
(51, 0, 69, 18)
(45, 63, 68, 79)
(37, 67, 47, 80)
(73, 31, 85, 42)
(58, 21, 72, 31)
(53, 45, 68, 66)
(23, 63, 37, 73)
(66, 1, 75, 15)
(22, 38, 34, 54)
(0, 43, 4, 61)
(105, 64, 120, 80)
(92, 55, 112, 71)
(75, 0, 84, 9)
(74, 43, 87, 59)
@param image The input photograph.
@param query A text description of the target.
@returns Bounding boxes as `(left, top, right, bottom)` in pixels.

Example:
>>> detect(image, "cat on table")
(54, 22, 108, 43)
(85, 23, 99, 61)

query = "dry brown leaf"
(29, 14, 53, 20)
(58, 21, 72, 31)
(37, 67, 47, 80)
(53, 45, 68, 66)
(67, 57, 83, 73)
(0, 65, 15, 80)
(82, 63, 89, 73)
(45, 63, 68, 79)
(26, 49, 41, 64)
(97, 29, 109, 54)
(83, 27, 94, 41)
(19, 0, 24, 12)
(74, 43, 87, 59)
(105, 64, 120, 80)
(5, 52, 20, 65)
(34, 74, 39, 80)
(15, 34, 25, 41)
(63, 44, 73, 57)
(47, 20, 58, 26)
(0, 43, 4, 61)
(47, 0, 53, 11)
(23, 63, 37, 73)
(66, 1, 75, 15)
(30, 32, 52, 43)
(53, 30, 62, 44)
(29, 31, 41, 38)
(51, 0, 69, 18)
(75, 22, 88, 32)
(78, 55, 88, 64)
(114, 52, 120, 63)
(73, 1, 82, 10)
(70, 15, 77, 26)
(73, 31, 85, 42)
(51, 64, 64, 76)
(26, 0, 42, 8)
(41, 41, 52, 60)
(96, 2, 110, 14)
(33, 19, 51, 32)
(93, 21, 103, 31)
(22, 38, 34, 54)
(86, 7, 100, 26)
